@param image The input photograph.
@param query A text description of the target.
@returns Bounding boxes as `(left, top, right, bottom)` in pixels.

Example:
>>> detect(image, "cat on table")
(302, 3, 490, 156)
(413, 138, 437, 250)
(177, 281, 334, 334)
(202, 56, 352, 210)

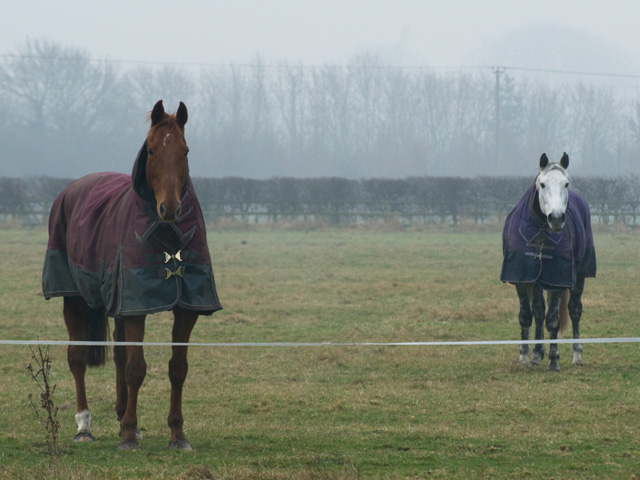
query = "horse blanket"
(42, 143, 222, 317)
(500, 184, 596, 290)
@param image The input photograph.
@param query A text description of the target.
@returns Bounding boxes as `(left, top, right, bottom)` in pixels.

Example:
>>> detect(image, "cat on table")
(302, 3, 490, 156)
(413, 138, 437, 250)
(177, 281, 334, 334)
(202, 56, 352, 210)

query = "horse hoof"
(548, 362, 561, 372)
(572, 353, 584, 366)
(519, 355, 530, 367)
(169, 440, 193, 451)
(117, 441, 140, 451)
(72, 432, 95, 442)
(531, 355, 542, 366)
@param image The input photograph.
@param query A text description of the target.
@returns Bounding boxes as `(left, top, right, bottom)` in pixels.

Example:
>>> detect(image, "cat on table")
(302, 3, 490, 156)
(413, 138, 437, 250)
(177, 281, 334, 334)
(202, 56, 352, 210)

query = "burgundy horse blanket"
(500, 184, 596, 290)
(42, 144, 222, 317)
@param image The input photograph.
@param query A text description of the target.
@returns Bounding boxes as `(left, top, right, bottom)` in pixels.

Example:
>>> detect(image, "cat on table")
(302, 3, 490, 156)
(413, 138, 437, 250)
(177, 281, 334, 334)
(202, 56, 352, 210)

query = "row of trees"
(3, 175, 640, 226)
(1, 39, 640, 179)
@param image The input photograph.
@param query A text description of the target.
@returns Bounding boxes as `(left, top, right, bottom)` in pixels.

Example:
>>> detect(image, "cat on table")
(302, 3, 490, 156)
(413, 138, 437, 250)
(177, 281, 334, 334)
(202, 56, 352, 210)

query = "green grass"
(1, 226, 640, 479)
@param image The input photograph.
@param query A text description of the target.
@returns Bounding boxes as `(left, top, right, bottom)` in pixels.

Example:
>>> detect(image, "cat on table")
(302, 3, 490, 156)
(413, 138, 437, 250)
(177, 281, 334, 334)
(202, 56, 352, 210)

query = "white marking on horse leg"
(75, 409, 92, 434)
(572, 350, 584, 366)
(519, 353, 530, 366)
(572, 342, 584, 366)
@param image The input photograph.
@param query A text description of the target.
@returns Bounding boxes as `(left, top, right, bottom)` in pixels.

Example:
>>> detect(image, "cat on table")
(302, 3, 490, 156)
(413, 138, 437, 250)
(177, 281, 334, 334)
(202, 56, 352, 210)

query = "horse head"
(145, 100, 189, 222)
(536, 152, 569, 232)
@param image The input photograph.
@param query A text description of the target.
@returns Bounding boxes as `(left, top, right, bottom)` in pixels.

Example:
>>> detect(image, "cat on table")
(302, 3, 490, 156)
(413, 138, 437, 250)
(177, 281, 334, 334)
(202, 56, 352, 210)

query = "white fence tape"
(1, 337, 640, 347)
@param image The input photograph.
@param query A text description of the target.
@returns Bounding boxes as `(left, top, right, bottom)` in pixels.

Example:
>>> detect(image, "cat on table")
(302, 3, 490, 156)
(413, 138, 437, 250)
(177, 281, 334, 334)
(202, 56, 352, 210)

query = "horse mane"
(531, 189, 546, 220)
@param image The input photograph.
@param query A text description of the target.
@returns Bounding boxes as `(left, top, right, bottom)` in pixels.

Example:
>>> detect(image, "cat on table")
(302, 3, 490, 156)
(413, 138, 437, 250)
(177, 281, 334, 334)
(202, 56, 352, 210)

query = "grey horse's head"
(536, 152, 570, 232)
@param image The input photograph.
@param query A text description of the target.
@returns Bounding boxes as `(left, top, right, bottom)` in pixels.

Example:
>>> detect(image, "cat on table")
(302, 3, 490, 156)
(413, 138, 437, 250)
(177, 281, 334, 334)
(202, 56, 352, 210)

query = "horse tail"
(86, 307, 109, 367)
(558, 289, 570, 334)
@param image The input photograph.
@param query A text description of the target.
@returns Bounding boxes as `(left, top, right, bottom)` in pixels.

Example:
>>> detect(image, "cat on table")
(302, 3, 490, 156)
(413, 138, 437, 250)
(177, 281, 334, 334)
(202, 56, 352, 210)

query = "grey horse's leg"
(515, 284, 533, 366)
(546, 289, 563, 372)
(569, 278, 586, 366)
(531, 283, 546, 365)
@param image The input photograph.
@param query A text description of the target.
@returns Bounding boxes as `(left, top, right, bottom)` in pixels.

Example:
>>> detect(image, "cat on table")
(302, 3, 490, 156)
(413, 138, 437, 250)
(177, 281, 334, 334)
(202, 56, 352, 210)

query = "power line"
(503, 65, 640, 80)
(2, 52, 640, 79)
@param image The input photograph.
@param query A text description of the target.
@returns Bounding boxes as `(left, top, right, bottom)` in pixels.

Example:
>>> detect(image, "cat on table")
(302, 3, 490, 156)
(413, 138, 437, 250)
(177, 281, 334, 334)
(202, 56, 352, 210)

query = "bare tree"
(379, 68, 421, 176)
(0, 39, 130, 175)
(274, 64, 307, 170)
(1, 39, 125, 132)
(569, 83, 622, 175)
(127, 66, 195, 118)
(308, 65, 354, 176)
(522, 83, 570, 160)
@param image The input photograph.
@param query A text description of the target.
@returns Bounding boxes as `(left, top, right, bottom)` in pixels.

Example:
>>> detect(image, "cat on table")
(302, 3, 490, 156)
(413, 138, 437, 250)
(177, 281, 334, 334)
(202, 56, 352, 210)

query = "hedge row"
(2, 175, 640, 225)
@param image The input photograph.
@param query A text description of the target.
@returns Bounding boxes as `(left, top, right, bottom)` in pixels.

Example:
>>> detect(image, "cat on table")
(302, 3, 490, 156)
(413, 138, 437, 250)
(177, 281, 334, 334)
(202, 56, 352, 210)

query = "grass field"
(0, 225, 639, 479)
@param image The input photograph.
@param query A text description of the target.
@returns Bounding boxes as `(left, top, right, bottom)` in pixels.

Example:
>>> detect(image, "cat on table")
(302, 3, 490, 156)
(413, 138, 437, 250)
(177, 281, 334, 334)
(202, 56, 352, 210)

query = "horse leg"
(117, 316, 146, 450)
(569, 278, 586, 366)
(515, 284, 533, 366)
(531, 283, 546, 365)
(167, 307, 199, 450)
(113, 318, 127, 426)
(112, 318, 139, 437)
(546, 290, 563, 372)
(63, 296, 95, 442)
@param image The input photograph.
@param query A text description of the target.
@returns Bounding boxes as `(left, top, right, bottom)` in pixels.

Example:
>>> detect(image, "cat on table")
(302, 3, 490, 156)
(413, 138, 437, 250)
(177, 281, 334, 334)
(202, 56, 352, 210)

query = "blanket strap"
(524, 242, 554, 260)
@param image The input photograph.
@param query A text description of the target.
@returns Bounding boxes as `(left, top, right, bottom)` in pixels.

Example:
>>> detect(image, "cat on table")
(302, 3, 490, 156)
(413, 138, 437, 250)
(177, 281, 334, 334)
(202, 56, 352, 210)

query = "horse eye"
(147, 148, 153, 156)
(565, 182, 569, 188)
(185, 148, 189, 157)
(540, 183, 546, 189)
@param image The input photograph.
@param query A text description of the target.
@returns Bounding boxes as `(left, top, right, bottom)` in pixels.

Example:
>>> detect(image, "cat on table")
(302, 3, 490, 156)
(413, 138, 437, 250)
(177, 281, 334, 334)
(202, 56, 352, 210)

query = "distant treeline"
(2, 175, 640, 227)
(2, 39, 640, 179)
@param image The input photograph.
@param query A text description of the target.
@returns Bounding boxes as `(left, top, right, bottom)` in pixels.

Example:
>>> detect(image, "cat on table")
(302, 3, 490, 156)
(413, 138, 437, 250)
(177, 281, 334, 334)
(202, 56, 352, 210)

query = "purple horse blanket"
(42, 144, 222, 317)
(500, 184, 596, 290)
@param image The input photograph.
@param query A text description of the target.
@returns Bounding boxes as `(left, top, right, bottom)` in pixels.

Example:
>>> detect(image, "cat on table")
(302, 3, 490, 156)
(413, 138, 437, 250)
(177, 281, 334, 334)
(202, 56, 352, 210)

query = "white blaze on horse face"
(163, 133, 173, 146)
(536, 166, 569, 231)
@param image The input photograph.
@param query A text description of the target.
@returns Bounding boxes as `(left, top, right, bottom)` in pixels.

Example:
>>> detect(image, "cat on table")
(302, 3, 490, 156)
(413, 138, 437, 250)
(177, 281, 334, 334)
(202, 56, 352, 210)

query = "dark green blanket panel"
(43, 231, 222, 317)
(117, 264, 220, 315)
(42, 250, 79, 298)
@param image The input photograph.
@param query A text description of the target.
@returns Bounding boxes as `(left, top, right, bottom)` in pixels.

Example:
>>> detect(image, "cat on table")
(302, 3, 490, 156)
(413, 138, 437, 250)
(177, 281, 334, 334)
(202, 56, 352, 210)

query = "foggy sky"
(2, 0, 640, 70)
(3, 1, 640, 179)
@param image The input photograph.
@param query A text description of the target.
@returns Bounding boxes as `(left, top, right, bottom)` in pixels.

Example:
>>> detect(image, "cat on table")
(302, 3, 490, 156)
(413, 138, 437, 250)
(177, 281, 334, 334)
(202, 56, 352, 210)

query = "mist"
(2, 30, 640, 179)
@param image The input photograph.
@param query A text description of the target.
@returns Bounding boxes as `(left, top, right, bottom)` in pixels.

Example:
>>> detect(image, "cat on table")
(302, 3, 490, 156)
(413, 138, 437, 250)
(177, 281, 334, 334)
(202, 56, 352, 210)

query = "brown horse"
(43, 100, 222, 450)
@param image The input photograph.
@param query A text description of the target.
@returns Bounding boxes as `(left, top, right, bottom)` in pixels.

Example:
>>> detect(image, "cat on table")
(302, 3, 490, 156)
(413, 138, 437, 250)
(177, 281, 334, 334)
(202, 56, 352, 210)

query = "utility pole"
(492, 67, 505, 168)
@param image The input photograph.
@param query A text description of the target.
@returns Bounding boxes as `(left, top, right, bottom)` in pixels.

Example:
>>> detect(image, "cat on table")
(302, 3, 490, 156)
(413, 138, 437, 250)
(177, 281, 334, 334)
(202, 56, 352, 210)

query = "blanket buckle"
(164, 266, 184, 279)
(164, 250, 183, 263)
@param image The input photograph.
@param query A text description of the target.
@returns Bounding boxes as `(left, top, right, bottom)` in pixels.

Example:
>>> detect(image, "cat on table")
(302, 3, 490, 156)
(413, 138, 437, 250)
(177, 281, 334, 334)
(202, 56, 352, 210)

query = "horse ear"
(176, 102, 188, 128)
(539, 153, 549, 170)
(560, 152, 569, 169)
(150, 100, 165, 126)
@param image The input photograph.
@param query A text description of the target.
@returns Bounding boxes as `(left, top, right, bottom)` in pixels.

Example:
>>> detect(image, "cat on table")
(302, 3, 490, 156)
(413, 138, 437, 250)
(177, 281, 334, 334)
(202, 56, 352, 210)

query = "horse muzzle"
(157, 200, 182, 223)
(547, 211, 566, 232)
